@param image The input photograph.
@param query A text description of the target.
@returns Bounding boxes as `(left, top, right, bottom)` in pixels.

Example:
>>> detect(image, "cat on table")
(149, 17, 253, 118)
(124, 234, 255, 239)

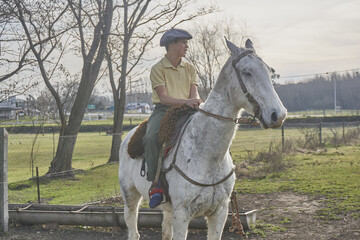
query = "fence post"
(281, 125, 285, 151)
(0, 128, 9, 233)
(36, 167, 41, 204)
(342, 121, 345, 142)
(319, 122, 322, 146)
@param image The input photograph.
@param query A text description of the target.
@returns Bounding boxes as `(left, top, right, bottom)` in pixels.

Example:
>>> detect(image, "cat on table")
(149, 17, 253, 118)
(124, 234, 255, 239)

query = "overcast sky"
(198, 0, 360, 83)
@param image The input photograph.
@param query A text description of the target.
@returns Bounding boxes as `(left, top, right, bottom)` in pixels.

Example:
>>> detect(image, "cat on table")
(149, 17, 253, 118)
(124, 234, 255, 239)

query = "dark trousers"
(142, 104, 169, 181)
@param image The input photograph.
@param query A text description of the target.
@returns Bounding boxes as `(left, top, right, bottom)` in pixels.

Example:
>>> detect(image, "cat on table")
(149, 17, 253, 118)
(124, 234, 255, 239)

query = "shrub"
(236, 141, 293, 179)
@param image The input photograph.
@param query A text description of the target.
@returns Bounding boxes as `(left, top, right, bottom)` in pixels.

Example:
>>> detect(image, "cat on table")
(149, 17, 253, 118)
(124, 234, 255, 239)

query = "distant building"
(126, 102, 151, 114)
(0, 97, 25, 120)
(101, 92, 153, 113)
(137, 102, 151, 114)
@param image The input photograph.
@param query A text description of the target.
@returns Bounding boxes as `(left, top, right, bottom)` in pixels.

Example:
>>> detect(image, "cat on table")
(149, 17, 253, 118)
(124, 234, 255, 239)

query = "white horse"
(119, 39, 287, 240)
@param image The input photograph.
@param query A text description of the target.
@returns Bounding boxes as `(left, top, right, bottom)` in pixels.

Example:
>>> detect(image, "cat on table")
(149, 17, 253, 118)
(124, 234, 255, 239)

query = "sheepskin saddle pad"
(127, 104, 196, 159)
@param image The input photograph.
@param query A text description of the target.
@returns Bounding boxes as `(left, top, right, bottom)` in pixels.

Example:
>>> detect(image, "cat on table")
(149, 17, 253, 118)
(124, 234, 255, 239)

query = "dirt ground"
(1, 192, 359, 240)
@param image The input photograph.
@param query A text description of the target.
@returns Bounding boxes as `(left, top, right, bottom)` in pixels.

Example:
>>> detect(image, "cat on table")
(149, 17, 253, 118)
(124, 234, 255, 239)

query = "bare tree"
(106, 0, 216, 162)
(2, 0, 113, 175)
(0, 1, 43, 102)
(47, 0, 113, 175)
(187, 20, 249, 99)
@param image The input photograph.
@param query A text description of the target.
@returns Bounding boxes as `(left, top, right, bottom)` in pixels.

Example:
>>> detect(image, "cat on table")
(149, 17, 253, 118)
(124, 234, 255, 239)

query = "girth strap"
(163, 117, 235, 187)
(171, 163, 235, 187)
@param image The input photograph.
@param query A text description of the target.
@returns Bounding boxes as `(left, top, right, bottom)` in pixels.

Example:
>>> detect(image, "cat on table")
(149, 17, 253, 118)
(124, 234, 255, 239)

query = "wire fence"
(7, 132, 112, 183)
(235, 121, 360, 150)
(2, 121, 360, 205)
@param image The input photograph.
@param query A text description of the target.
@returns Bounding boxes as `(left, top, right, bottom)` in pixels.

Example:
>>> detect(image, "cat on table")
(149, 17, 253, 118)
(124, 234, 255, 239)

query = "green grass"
(5, 125, 360, 219)
(0, 115, 149, 127)
(235, 145, 360, 214)
(9, 163, 120, 205)
(287, 109, 360, 117)
(7, 132, 124, 183)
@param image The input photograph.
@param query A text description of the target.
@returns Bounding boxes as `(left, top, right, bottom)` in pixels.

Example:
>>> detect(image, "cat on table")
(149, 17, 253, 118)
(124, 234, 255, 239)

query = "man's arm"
(156, 85, 202, 108)
(189, 83, 201, 100)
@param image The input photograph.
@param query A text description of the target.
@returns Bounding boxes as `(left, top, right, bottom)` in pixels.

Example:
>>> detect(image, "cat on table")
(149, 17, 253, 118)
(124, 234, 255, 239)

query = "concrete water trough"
(9, 204, 257, 231)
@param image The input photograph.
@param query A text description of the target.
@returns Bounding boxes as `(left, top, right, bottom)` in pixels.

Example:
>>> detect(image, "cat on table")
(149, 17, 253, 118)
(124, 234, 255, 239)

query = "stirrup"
(149, 184, 164, 208)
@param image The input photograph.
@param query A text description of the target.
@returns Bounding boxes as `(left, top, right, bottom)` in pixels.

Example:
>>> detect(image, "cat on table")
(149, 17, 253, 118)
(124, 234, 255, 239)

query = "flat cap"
(160, 28, 192, 47)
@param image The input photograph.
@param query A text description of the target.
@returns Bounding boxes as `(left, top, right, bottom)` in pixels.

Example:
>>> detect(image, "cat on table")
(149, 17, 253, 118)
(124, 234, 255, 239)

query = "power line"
(280, 68, 360, 79)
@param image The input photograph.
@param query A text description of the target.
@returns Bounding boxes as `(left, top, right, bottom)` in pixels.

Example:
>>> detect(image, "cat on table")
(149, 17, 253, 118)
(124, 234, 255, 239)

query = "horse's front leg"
(172, 208, 191, 240)
(120, 184, 142, 240)
(162, 210, 173, 240)
(206, 202, 229, 240)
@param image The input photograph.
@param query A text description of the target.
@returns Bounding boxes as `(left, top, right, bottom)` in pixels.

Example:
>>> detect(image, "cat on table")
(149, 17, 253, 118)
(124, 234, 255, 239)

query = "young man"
(143, 28, 202, 208)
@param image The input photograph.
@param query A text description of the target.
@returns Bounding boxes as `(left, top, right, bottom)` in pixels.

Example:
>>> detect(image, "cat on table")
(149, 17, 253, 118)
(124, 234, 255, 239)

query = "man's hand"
(185, 98, 202, 108)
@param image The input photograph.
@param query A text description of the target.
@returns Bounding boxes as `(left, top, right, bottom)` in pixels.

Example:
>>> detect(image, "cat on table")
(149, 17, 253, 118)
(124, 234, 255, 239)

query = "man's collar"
(162, 56, 185, 69)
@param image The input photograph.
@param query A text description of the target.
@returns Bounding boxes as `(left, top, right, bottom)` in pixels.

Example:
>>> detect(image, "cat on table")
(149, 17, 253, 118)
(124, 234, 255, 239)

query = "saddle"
(127, 104, 196, 159)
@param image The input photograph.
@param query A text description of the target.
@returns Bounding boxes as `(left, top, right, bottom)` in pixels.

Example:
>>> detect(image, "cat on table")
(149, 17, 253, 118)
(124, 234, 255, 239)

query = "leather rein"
(163, 50, 261, 187)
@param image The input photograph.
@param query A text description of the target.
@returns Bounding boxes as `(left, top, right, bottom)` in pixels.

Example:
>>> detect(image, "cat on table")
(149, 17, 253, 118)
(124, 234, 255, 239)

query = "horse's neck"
(202, 59, 239, 116)
(190, 62, 240, 162)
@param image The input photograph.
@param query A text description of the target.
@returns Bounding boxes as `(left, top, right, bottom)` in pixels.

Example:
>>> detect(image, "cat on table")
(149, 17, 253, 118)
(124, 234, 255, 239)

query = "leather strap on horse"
(193, 50, 265, 127)
(229, 191, 247, 238)
(172, 164, 235, 187)
(163, 117, 235, 187)
(151, 150, 164, 188)
(194, 106, 259, 125)
(231, 50, 267, 128)
(195, 106, 238, 123)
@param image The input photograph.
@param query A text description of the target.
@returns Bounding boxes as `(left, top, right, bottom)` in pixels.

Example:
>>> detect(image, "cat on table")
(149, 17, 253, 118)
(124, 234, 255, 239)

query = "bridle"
(231, 49, 266, 127)
(196, 49, 268, 127)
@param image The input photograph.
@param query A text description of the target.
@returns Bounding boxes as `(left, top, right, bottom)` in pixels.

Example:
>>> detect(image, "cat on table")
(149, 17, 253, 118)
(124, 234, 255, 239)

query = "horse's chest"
(181, 185, 230, 217)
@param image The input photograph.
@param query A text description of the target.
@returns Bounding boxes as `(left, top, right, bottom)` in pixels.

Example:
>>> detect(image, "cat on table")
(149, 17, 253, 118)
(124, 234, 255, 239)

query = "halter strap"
(232, 50, 255, 66)
(231, 50, 266, 128)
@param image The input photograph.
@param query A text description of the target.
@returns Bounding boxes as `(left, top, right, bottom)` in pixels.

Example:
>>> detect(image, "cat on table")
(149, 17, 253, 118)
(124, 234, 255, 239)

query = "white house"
(0, 97, 25, 120)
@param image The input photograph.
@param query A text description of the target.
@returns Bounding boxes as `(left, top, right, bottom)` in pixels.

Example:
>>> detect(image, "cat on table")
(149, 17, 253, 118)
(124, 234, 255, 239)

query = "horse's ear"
(245, 39, 256, 53)
(224, 37, 239, 55)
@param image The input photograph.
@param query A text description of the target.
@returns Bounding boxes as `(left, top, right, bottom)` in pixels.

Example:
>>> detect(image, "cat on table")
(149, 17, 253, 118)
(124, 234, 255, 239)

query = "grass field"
(286, 109, 360, 117)
(5, 124, 360, 219)
(235, 145, 360, 215)
(7, 132, 114, 183)
(0, 115, 149, 127)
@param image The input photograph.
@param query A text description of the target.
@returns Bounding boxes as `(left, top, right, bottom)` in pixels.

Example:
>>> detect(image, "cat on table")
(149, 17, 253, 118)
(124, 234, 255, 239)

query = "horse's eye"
(242, 71, 252, 77)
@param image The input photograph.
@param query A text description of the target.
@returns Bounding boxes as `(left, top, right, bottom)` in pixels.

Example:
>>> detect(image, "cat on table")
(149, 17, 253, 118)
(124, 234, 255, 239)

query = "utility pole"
(334, 77, 337, 114)
(328, 72, 337, 115)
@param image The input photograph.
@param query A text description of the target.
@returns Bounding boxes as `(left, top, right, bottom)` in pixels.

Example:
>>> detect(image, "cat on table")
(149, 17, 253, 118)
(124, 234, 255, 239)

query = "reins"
(194, 106, 258, 125)
(194, 106, 241, 124)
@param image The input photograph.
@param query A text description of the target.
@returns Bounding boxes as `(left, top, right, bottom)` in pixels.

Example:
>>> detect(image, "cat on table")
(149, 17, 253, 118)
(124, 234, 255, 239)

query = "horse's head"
(225, 39, 287, 129)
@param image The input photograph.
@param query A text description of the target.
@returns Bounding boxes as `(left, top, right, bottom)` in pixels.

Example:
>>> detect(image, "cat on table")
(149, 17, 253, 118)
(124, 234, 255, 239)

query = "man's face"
(169, 38, 189, 57)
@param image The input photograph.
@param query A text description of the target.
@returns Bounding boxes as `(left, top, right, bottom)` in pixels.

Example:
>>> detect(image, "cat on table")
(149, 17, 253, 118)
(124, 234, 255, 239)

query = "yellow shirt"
(150, 57, 198, 104)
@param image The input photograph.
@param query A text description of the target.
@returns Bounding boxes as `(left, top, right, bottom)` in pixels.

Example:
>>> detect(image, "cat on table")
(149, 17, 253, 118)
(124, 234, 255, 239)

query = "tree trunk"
(108, 11, 129, 163)
(48, 133, 77, 178)
(47, 70, 94, 174)
(108, 73, 127, 163)
(47, 0, 113, 174)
